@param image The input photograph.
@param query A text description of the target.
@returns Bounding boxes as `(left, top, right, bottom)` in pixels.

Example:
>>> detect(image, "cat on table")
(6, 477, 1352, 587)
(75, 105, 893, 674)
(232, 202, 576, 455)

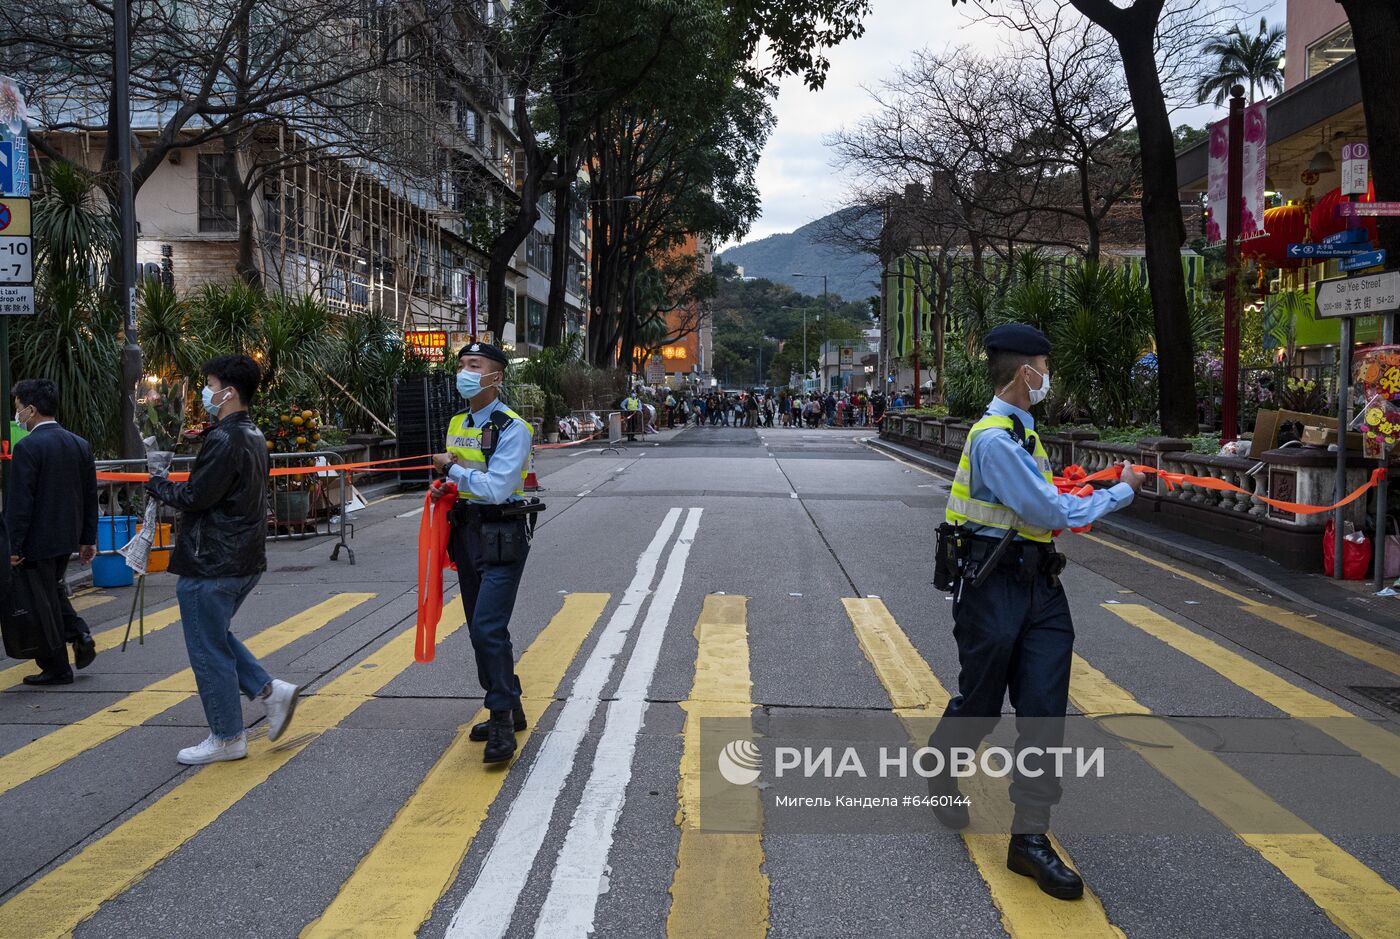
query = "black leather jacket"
(146, 411, 269, 578)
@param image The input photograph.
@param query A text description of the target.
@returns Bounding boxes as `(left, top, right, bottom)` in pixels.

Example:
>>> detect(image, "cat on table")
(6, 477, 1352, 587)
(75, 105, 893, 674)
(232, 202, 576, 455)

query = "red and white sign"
(405, 329, 449, 362)
(467, 272, 478, 336)
(1205, 101, 1267, 244)
(1341, 142, 1370, 196)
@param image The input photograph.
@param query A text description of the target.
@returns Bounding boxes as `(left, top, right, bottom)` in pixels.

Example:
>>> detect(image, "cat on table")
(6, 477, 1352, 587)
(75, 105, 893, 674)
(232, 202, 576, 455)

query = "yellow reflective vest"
(445, 405, 531, 500)
(945, 414, 1055, 543)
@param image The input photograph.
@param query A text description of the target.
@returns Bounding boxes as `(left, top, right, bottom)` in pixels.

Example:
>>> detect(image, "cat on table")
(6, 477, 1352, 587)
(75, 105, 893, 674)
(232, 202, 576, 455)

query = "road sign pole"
(1335, 316, 1354, 579)
(114, 0, 143, 459)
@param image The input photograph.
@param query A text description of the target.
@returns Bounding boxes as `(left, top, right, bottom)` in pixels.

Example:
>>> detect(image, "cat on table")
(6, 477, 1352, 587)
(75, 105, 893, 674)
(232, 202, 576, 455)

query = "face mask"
(202, 385, 229, 418)
(457, 369, 493, 400)
(12, 405, 30, 429)
(1026, 367, 1051, 406)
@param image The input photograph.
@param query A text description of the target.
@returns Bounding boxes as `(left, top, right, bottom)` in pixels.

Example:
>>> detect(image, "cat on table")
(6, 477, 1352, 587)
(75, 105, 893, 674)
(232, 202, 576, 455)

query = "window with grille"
(198, 154, 237, 233)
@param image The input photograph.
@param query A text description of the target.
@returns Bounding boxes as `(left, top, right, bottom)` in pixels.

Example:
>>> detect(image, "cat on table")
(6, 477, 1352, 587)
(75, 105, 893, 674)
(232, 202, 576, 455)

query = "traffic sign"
(1323, 227, 1371, 246)
(1338, 202, 1400, 217)
(1341, 143, 1370, 196)
(1340, 250, 1387, 272)
(1316, 270, 1400, 319)
(1287, 243, 1373, 259)
(0, 139, 29, 197)
(0, 196, 30, 235)
(0, 285, 32, 315)
(0, 235, 31, 283)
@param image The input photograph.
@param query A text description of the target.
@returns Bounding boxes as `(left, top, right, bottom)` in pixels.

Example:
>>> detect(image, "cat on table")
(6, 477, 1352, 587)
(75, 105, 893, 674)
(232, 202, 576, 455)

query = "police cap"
(983, 323, 1051, 356)
(457, 341, 510, 367)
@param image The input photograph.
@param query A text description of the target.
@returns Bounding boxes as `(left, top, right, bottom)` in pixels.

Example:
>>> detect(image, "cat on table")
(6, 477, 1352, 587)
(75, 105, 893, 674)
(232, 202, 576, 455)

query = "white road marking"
(576, 490, 592, 497)
(396, 507, 422, 519)
(789, 492, 798, 499)
(443, 508, 690, 939)
(532, 508, 703, 937)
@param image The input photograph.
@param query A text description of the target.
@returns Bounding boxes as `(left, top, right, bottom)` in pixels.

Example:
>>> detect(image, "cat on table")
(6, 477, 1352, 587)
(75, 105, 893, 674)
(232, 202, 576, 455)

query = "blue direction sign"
(1340, 249, 1387, 272)
(1322, 227, 1371, 247)
(1287, 243, 1374, 259)
(0, 138, 28, 198)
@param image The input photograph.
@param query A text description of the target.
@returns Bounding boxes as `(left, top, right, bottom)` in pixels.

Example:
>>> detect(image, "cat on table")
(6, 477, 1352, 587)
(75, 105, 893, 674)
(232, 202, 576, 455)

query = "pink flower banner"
(1205, 100, 1267, 245)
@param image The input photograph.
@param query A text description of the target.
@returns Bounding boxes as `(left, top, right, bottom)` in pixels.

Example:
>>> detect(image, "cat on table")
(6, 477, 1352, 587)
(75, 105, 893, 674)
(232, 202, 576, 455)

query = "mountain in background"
(718, 208, 880, 303)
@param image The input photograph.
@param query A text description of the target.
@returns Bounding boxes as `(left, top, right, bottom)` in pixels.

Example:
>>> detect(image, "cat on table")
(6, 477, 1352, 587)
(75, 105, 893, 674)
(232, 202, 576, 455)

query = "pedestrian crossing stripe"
(0, 604, 182, 693)
(1104, 604, 1400, 780)
(844, 599, 1126, 939)
(668, 594, 767, 939)
(0, 608, 469, 939)
(70, 593, 115, 612)
(302, 592, 611, 938)
(1068, 654, 1400, 937)
(0, 593, 375, 799)
(1082, 533, 1400, 678)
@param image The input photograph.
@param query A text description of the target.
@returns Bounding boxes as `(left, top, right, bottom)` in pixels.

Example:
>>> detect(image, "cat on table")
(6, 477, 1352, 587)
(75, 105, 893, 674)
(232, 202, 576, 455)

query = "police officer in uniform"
(621, 389, 642, 441)
(927, 323, 1143, 899)
(433, 342, 536, 764)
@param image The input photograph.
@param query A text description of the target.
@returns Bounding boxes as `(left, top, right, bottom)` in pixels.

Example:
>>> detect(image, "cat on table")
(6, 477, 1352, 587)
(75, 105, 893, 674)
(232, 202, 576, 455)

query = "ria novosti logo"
(717, 739, 762, 785)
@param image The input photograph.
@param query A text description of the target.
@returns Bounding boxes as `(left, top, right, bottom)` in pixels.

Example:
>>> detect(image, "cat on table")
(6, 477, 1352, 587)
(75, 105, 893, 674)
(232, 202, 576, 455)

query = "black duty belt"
(966, 536, 1066, 583)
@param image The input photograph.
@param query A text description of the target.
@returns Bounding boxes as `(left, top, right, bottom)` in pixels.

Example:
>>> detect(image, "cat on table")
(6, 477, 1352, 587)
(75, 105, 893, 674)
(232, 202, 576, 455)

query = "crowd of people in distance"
(619, 387, 899, 431)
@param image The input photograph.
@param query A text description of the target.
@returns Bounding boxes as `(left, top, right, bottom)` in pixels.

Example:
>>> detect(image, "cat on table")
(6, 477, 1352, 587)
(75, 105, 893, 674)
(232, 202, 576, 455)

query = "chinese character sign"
(1342, 143, 1370, 197)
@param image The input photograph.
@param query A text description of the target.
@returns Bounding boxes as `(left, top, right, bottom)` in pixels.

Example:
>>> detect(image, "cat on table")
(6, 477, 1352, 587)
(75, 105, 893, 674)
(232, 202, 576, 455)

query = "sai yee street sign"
(1316, 270, 1400, 319)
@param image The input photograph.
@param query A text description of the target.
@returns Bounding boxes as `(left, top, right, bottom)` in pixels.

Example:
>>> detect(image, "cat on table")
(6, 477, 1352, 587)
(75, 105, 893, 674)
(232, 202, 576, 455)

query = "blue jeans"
(452, 523, 529, 712)
(177, 573, 270, 740)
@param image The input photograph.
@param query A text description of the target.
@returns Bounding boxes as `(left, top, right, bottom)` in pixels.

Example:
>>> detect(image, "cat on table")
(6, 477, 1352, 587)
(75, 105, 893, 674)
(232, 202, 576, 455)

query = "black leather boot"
(1007, 834, 1084, 900)
(927, 773, 970, 830)
(470, 703, 526, 742)
(482, 711, 518, 764)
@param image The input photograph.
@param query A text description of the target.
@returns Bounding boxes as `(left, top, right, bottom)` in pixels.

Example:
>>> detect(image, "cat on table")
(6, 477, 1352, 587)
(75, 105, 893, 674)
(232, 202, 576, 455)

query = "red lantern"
(1244, 203, 1309, 268)
(1311, 181, 1378, 243)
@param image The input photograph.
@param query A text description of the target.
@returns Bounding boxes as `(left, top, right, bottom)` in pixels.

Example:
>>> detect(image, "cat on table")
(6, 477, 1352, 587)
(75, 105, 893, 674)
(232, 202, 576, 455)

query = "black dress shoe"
(1007, 834, 1084, 900)
(73, 635, 97, 670)
(482, 711, 518, 764)
(928, 776, 970, 830)
(470, 703, 526, 742)
(22, 672, 74, 686)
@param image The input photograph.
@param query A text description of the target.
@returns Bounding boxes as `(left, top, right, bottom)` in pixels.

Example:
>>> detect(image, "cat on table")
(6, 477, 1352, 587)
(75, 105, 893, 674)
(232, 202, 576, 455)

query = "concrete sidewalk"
(865, 435, 1400, 638)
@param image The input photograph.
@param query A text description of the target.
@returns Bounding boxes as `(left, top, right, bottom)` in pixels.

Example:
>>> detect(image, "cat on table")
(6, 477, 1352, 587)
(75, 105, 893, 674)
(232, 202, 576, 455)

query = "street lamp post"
(792, 273, 827, 391)
(115, 0, 143, 458)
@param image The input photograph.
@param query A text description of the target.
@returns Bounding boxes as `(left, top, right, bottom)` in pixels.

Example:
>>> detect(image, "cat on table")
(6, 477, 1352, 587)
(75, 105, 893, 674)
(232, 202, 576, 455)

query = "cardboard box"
(1251, 409, 1362, 457)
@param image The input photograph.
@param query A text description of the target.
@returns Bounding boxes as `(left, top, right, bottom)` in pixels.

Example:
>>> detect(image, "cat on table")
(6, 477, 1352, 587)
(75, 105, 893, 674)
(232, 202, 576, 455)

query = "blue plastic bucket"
(92, 516, 137, 587)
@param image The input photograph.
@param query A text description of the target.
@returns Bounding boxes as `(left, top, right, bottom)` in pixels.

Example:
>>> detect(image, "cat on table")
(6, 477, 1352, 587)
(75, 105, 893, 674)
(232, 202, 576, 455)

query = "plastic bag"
(1323, 520, 1371, 580)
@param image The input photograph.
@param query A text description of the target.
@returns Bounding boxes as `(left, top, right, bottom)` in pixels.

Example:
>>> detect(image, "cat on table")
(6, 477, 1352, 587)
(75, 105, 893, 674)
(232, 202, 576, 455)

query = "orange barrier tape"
(415, 480, 458, 663)
(1053, 463, 1387, 517)
(535, 433, 599, 450)
(97, 455, 436, 483)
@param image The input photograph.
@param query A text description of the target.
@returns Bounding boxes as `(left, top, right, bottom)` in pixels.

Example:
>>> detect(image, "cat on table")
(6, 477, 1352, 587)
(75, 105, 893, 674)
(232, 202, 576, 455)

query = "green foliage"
(325, 308, 404, 433)
(1195, 17, 1285, 105)
(14, 163, 123, 454)
(137, 281, 198, 381)
(510, 333, 584, 423)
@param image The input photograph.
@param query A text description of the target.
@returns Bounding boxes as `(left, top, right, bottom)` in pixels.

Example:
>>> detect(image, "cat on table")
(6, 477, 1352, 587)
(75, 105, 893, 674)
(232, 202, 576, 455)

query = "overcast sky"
(729, 0, 1286, 250)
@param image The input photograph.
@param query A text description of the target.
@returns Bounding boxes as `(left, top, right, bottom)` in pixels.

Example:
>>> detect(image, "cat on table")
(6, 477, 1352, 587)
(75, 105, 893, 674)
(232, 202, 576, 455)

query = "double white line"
(446, 507, 703, 939)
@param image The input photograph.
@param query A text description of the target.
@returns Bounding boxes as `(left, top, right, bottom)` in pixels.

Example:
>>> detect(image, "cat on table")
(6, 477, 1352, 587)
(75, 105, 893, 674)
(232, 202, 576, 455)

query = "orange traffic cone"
(524, 446, 541, 492)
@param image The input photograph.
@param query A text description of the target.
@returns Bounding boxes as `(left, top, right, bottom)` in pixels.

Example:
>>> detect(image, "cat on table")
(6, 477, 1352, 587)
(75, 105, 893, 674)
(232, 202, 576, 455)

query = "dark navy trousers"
(452, 522, 528, 713)
(926, 562, 1074, 822)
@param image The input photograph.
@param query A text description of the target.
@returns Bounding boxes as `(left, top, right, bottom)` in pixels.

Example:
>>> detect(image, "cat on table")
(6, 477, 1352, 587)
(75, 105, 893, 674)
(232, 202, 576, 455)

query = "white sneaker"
(177, 732, 248, 765)
(263, 679, 301, 742)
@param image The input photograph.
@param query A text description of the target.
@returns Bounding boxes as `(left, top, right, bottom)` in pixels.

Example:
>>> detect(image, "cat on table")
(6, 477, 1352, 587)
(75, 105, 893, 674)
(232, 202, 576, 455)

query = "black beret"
(983, 323, 1051, 356)
(456, 341, 510, 366)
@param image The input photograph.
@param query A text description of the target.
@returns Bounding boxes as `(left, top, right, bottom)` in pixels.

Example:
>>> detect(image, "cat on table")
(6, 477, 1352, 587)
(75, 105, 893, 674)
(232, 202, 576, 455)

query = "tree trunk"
(1080, 2, 1198, 436)
(543, 158, 578, 347)
(1342, 0, 1400, 264)
(486, 97, 551, 341)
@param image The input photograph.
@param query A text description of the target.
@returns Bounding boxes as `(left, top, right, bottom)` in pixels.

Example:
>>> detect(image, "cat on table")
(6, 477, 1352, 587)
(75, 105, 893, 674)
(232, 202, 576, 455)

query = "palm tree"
(1196, 18, 1286, 106)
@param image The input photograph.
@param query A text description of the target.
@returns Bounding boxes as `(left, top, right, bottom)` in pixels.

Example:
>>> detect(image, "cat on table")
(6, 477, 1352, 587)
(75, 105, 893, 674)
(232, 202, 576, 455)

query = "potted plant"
(253, 399, 326, 526)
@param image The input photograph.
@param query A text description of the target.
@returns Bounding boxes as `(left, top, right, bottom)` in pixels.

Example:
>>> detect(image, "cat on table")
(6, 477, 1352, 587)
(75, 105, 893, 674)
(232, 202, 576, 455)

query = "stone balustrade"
(880, 416, 1378, 571)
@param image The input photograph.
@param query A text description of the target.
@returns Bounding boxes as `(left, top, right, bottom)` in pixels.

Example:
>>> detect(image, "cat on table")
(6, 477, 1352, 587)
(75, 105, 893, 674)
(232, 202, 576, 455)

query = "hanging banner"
(0, 75, 30, 198)
(1206, 100, 1268, 245)
(889, 258, 911, 358)
(1241, 100, 1267, 239)
(467, 272, 478, 337)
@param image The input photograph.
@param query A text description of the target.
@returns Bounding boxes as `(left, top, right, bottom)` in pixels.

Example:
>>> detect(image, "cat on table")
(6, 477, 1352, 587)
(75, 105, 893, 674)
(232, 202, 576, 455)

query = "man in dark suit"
(6, 379, 99, 685)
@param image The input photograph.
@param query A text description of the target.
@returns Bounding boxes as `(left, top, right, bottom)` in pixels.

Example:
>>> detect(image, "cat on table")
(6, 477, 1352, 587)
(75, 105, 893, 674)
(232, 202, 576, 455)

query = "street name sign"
(1323, 227, 1371, 246)
(1338, 201, 1400, 217)
(1316, 270, 1400, 319)
(0, 284, 32, 316)
(1340, 250, 1387, 272)
(1342, 143, 1370, 196)
(1287, 242, 1373, 259)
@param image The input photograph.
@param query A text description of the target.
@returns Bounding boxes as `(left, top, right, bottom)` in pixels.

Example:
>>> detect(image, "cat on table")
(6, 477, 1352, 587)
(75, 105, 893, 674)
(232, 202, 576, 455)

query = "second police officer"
(927, 323, 1144, 900)
(433, 342, 539, 764)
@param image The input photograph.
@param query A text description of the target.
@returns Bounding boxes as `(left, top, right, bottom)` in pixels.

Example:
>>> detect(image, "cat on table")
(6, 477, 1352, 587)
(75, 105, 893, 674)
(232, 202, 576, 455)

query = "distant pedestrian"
(146, 355, 300, 765)
(5, 379, 99, 686)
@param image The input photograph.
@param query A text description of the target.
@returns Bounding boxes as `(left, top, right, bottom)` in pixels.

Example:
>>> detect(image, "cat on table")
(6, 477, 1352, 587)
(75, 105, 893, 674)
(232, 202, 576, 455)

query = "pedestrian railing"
(93, 450, 355, 565)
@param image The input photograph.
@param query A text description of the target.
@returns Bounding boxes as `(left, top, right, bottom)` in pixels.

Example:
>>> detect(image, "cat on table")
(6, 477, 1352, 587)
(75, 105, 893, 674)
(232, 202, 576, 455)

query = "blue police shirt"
(966, 397, 1134, 537)
(446, 398, 530, 504)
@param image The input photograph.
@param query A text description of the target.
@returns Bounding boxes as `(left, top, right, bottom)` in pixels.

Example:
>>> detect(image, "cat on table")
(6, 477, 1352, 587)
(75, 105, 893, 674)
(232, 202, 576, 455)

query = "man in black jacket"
(145, 355, 300, 765)
(6, 379, 99, 685)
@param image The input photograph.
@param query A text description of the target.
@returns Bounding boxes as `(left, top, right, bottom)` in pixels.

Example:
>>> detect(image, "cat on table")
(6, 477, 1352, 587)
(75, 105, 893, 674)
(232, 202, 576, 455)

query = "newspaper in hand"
(120, 450, 174, 575)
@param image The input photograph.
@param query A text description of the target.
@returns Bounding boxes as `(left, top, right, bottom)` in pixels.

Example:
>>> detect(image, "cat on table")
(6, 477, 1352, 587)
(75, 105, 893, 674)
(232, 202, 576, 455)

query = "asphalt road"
(3, 423, 1400, 938)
